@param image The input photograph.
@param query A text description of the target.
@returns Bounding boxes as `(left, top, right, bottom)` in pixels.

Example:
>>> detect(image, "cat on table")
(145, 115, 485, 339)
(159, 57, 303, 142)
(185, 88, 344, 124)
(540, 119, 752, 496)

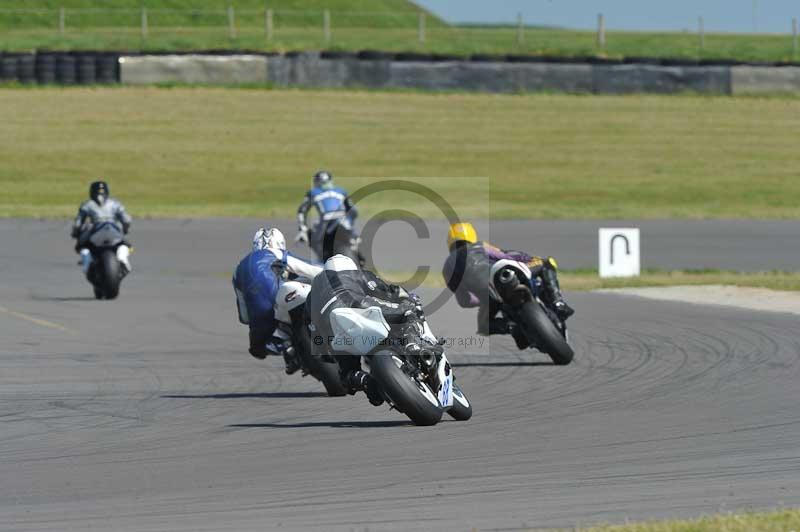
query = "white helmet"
(324, 254, 358, 272)
(313, 170, 333, 189)
(253, 227, 286, 252)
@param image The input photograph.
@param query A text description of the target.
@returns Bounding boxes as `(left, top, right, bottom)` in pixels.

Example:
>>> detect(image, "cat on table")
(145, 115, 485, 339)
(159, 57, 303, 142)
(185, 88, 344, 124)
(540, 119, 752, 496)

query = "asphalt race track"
(1, 220, 799, 531)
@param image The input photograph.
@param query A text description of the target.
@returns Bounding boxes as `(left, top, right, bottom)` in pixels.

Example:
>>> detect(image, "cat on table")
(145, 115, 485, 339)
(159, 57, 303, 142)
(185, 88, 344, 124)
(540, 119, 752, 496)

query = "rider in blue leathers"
(233, 228, 321, 373)
(294, 171, 359, 260)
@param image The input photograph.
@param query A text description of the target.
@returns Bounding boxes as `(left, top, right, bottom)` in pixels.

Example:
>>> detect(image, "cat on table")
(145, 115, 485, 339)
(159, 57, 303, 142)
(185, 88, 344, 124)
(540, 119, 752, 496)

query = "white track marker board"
(599, 228, 640, 278)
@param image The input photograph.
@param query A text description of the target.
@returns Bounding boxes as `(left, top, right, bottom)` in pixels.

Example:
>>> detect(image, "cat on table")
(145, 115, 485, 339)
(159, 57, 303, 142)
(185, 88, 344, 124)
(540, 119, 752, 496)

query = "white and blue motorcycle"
(325, 304, 472, 426)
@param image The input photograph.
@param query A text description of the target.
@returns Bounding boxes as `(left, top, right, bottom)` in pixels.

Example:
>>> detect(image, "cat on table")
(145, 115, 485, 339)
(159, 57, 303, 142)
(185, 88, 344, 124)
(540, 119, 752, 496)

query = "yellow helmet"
(447, 222, 478, 249)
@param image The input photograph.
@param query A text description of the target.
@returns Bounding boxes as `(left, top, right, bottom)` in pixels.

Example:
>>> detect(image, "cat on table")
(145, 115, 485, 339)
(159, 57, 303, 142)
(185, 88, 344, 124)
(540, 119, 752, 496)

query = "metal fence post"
(59, 7, 65, 36)
(794, 18, 798, 61)
(323, 9, 331, 44)
(228, 5, 236, 39)
(418, 12, 425, 44)
(141, 7, 148, 40)
(597, 13, 606, 49)
(698, 16, 705, 53)
(516, 12, 524, 45)
(265, 8, 273, 40)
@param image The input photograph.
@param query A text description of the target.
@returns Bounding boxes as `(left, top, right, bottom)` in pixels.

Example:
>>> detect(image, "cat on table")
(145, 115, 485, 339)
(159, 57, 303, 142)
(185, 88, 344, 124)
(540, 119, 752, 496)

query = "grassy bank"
(578, 508, 800, 532)
(2, 87, 800, 219)
(0, 2, 798, 62)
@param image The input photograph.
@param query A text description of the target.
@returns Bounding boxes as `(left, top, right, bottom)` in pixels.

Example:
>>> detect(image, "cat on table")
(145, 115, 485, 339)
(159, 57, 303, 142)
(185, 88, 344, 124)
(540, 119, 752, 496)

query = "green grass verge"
(2, 87, 800, 220)
(577, 508, 800, 532)
(561, 269, 800, 292)
(379, 270, 800, 292)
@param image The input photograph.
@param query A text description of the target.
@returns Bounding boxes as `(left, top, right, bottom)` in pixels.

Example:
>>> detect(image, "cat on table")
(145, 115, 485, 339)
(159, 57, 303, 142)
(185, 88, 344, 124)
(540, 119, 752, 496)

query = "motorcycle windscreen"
(329, 306, 390, 356)
(89, 222, 123, 248)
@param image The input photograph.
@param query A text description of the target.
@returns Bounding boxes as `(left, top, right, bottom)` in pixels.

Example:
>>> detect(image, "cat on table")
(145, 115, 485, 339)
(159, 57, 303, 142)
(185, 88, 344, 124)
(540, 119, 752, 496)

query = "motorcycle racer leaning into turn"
(306, 254, 420, 407)
(232, 228, 322, 374)
(71, 180, 133, 275)
(442, 222, 574, 349)
(294, 170, 359, 250)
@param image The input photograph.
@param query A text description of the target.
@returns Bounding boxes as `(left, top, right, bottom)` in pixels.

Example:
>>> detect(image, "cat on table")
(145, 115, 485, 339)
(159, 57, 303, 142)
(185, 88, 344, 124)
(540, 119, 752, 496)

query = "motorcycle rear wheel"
(517, 301, 574, 365)
(294, 322, 348, 397)
(370, 352, 443, 426)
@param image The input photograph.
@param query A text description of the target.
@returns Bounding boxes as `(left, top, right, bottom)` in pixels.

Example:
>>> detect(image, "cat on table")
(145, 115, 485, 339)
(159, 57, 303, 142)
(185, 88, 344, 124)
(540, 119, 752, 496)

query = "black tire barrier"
(56, 54, 77, 84)
(95, 53, 119, 84)
(320, 50, 357, 59)
(394, 52, 433, 62)
(429, 53, 461, 62)
(77, 54, 96, 84)
(470, 53, 504, 62)
(0, 54, 17, 82)
(356, 50, 395, 60)
(17, 54, 35, 83)
(35, 53, 57, 84)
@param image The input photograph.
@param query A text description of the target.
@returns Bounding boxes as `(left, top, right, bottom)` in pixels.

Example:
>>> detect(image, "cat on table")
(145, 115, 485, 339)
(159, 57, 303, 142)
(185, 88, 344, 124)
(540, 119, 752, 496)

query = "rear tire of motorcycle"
(370, 352, 443, 426)
(101, 250, 121, 300)
(447, 383, 473, 421)
(317, 360, 348, 397)
(294, 326, 347, 397)
(518, 301, 574, 365)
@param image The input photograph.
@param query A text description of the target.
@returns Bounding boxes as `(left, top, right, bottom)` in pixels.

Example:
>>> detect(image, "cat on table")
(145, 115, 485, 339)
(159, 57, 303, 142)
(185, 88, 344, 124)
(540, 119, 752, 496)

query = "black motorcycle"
(85, 221, 127, 300)
(310, 217, 364, 266)
(489, 260, 574, 365)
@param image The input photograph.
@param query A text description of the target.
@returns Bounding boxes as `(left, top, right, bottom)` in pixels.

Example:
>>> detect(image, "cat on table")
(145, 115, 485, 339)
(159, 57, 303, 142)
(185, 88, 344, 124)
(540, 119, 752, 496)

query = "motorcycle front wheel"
(100, 249, 121, 300)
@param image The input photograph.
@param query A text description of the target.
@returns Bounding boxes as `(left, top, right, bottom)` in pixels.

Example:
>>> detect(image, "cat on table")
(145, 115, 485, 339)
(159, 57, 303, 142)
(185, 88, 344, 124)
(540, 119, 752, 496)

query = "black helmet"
(90, 181, 109, 206)
(313, 171, 333, 189)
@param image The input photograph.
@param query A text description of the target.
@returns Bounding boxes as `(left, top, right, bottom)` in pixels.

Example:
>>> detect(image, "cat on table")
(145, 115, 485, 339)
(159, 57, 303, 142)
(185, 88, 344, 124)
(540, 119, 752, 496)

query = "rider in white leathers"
(71, 181, 133, 275)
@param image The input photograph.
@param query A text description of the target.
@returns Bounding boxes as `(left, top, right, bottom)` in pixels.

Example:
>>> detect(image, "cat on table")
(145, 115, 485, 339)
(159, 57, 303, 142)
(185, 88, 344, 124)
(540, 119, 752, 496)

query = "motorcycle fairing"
(329, 306, 390, 356)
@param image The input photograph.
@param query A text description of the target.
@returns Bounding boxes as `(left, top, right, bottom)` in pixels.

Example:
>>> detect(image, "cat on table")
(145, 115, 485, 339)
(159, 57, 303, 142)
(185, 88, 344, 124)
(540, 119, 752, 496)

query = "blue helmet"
(313, 170, 333, 189)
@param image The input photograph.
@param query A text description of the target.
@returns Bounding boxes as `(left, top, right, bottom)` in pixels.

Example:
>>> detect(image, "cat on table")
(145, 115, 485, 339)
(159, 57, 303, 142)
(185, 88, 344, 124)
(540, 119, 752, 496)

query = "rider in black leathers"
(306, 254, 417, 406)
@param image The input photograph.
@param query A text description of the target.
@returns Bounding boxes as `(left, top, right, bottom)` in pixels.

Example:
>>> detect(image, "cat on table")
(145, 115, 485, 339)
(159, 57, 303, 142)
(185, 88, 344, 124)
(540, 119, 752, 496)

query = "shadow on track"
(451, 361, 554, 368)
(30, 295, 96, 302)
(229, 420, 413, 429)
(162, 392, 327, 399)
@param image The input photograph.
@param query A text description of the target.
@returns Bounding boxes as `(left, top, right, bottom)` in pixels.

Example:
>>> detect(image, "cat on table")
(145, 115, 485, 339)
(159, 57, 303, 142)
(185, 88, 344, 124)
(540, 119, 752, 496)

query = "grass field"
(578, 508, 800, 532)
(0, 1, 798, 62)
(2, 87, 800, 220)
(380, 270, 800, 292)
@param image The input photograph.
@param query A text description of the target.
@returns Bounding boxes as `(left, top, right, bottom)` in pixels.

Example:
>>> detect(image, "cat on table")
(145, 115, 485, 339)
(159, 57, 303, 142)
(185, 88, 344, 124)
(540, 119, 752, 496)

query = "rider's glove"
(295, 226, 309, 244)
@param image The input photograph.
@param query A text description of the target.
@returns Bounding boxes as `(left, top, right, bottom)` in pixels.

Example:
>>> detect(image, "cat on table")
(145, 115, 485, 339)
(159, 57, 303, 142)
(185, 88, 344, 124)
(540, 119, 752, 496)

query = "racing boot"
(78, 248, 93, 275)
(346, 370, 384, 406)
(542, 258, 574, 321)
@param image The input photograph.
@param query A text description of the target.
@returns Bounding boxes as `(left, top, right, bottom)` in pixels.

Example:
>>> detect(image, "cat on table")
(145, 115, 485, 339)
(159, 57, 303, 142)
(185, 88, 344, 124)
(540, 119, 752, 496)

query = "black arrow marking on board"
(610, 234, 631, 265)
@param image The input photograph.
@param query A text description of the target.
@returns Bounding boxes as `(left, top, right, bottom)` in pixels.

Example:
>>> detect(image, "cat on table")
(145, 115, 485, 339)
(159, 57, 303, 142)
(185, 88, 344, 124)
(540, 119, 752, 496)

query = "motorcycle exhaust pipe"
(420, 350, 436, 368)
(498, 267, 519, 288)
